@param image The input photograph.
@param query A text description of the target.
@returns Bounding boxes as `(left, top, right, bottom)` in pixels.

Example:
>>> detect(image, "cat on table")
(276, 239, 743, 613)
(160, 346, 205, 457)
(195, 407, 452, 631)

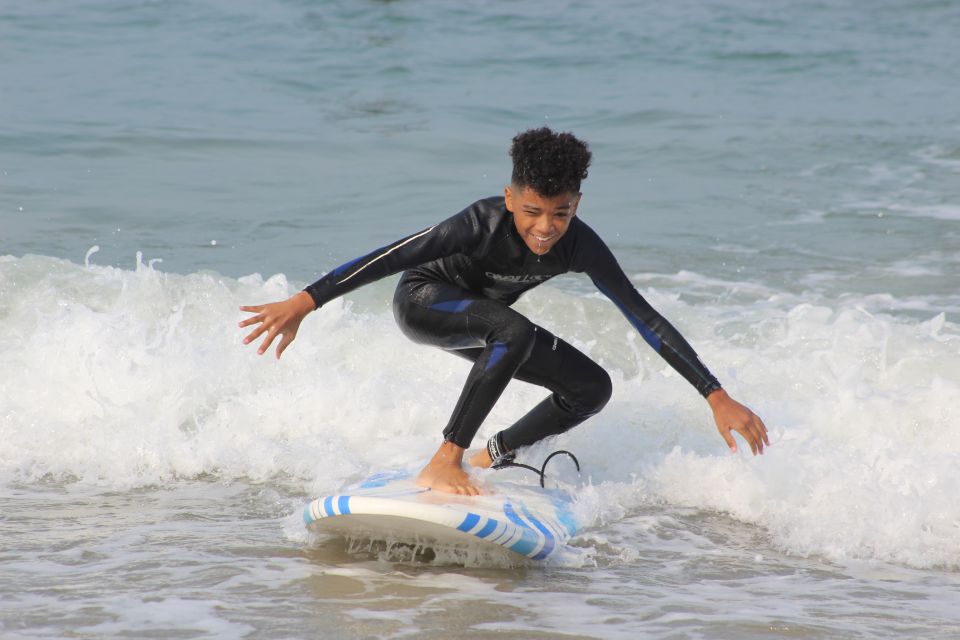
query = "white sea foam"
(2, 254, 958, 570)
(845, 198, 960, 221)
(915, 145, 960, 172)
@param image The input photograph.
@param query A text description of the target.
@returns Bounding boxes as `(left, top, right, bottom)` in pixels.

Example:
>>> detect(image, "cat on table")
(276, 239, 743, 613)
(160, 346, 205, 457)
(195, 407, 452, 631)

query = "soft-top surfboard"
(303, 470, 578, 561)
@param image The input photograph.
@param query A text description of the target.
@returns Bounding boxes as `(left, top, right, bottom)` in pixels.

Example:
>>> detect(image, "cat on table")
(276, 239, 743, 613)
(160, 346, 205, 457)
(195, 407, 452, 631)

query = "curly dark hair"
(509, 127, 592, 197)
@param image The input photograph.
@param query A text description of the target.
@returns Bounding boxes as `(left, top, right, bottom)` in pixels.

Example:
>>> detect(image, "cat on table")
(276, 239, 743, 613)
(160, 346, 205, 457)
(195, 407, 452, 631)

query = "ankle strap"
(486, 432, 515, 469)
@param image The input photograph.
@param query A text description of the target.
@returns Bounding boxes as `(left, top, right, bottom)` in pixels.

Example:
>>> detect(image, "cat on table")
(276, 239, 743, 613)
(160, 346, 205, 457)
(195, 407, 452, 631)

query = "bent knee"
(588, 367, 613, 411)
(571, 366, 612, 416)
(493, 317, 537, 360)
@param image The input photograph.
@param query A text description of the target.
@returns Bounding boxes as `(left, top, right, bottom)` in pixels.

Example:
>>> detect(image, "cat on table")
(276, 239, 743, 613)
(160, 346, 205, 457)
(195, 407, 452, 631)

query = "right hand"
(707, 388, 769, 455)
(239, 291, 315, 359)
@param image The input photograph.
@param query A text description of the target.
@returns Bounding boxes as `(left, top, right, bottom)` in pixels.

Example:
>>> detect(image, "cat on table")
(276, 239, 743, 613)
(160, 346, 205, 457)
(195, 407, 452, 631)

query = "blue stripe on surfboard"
(507, 535, 538, 557)
(503, 502, 528, 529)
(490, 523, 511, 544)
(357, 470, 410, 489)
(502, 503, 541, 558)
(323, 496, 335, 517)
(475, 519, 498, 539)
(549, 493, 579, 536)
(456, 512, 481, 533)
(520, 504, 555, 560)
(337, 495, 351, 515)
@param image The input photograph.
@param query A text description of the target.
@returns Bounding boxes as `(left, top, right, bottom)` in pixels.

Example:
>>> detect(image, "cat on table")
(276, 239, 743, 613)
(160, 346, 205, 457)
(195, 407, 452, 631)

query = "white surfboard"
(303, 470, 578, 560)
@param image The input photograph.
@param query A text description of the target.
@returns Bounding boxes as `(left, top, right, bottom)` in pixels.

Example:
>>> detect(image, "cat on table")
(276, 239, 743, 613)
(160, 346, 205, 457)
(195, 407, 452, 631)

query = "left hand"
(707, 388, 769, 455)
(238, 291, 315, 359)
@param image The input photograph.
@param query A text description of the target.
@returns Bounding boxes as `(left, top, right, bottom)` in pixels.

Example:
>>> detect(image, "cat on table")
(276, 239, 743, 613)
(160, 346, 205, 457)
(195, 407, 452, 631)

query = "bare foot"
(467, 447, 493, 469)
(416, 441, 481, 496)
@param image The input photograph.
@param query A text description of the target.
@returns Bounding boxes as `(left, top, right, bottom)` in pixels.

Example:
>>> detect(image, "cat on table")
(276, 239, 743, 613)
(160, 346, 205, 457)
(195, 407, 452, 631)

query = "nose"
(535, 219, 555, 235)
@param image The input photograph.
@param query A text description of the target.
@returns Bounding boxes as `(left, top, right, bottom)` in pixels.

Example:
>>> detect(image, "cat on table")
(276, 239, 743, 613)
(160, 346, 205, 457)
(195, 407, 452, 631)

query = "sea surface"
(3, 1, 960, 638)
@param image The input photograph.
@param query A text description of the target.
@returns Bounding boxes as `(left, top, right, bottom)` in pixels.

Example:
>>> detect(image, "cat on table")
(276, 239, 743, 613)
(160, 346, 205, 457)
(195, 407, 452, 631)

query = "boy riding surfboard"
(240, 127, 769, 495)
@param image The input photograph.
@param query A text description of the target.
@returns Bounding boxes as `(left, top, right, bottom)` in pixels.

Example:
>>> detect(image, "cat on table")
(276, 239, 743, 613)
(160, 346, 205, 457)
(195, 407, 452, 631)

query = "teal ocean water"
(3, 1, 960, 638)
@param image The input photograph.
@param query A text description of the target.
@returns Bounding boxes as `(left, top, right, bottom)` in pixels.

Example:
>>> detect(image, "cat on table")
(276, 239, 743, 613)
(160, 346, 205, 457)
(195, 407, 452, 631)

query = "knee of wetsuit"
(588, 367, 613, 412)
(566, 366, 613, 417)
(496, 318, 537, 362)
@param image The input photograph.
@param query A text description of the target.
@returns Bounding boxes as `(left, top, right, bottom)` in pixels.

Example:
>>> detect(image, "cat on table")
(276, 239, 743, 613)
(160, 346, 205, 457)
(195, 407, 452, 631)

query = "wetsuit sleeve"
(573, 223, 722, 398)
(304, 203, 484, 309)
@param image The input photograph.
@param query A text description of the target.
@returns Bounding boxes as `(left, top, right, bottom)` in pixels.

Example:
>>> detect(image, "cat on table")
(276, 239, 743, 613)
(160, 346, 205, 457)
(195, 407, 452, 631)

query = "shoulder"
(566, 216, 617, 272)
(444, 195, 504, 224)
(569, 216, 603, 242)
(567, 216, 610, 251)
(451, 195, 509, 234)
(431, 196, 508, 249)
(465, 195, 506, 221)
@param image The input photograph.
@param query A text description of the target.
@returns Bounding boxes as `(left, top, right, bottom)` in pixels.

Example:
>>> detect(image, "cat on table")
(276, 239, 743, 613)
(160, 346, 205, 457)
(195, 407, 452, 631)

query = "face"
(505, 185, 581, 256)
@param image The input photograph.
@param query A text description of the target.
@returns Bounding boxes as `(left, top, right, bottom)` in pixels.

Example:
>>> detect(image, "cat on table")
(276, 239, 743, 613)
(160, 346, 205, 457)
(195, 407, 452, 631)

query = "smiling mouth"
(530, 233, 557, 256)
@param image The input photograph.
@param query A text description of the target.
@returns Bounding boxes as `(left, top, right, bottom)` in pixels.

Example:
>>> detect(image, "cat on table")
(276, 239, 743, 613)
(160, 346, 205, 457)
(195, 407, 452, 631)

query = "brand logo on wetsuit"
(484, 272, 552, 283)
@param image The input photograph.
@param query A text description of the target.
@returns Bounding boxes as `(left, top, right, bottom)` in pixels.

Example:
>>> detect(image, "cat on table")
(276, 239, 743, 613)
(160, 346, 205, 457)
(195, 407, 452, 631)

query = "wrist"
(706, 387, 728, 409)
(293, 290, 317, 314)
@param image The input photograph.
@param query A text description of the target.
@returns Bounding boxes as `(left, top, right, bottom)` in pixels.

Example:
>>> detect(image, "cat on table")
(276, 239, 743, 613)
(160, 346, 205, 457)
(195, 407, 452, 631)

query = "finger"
(238, 313, 265, 329)
(755, 422, 768, 452)
(736, 424, 759, 455)
(242, 323, 268, 346)
(756, 416, 771, 445)
(742, 423, 762, 455)
(239, 304, 264, 313)
(719, 425, 737, 453)
(748, 417, 768, 453)
(275, 332, 294, 360)
(258, 328, 278, 355)
(746, 426, 761, 455)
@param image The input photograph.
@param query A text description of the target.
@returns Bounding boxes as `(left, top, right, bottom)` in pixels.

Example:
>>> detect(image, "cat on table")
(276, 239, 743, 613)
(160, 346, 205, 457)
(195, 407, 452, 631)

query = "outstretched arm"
(572, 220, 770, 455)
(239, 290, 315, 359)
(238, 198, 492, 359)
(708, 388, 769, 455)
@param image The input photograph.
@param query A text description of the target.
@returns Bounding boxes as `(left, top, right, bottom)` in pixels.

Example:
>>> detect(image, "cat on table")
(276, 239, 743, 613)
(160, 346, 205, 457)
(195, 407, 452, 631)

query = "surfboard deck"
(303, 470, 578, 560)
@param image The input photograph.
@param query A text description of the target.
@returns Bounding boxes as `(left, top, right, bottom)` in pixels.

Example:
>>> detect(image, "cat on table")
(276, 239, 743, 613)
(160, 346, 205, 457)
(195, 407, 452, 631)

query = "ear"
(571, 192, 582, 217)
(504, 185, 514, 212)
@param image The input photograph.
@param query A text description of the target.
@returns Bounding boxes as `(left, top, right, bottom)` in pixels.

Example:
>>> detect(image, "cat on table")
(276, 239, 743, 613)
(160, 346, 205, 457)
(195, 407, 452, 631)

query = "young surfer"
(240, 127, 769, 495)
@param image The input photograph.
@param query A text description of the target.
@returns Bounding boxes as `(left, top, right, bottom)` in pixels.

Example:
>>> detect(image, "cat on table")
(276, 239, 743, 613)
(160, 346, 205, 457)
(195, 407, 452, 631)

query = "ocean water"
(2, 1, 960, 638)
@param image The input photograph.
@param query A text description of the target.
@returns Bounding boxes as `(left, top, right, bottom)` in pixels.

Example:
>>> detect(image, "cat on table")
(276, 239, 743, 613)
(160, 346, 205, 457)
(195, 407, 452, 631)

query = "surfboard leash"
(486, 433, 581, 487)
(495, 451, 582, 489)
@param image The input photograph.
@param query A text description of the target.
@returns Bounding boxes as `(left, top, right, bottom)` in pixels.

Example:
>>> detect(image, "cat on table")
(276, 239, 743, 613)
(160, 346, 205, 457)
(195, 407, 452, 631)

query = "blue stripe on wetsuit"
(593, 281, 662, 352)
(485, 342, 508, 370)
(330, 255, 364, 277)
(304, 196, 719, 397)
(430, 299, 474, 313)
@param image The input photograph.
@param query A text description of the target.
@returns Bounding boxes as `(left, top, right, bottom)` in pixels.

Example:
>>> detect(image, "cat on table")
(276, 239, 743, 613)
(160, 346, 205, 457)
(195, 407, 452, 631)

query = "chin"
(527, 243, 553, 255)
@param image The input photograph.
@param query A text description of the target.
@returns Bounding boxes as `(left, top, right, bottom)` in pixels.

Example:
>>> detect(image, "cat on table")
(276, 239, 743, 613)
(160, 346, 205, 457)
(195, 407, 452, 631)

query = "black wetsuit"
(305, 196, 721, 451)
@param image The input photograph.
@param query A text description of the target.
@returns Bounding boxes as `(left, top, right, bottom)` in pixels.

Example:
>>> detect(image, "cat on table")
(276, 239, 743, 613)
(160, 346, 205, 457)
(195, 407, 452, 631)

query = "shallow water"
(3, 1, 960, 638)
(4, 479, 959, 639)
